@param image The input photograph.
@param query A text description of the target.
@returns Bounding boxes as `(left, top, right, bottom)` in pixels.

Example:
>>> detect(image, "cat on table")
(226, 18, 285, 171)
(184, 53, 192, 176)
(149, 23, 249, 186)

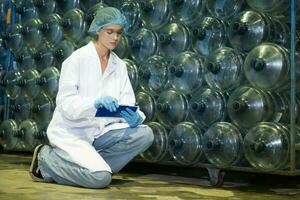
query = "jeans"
(38, 126, 154, 188)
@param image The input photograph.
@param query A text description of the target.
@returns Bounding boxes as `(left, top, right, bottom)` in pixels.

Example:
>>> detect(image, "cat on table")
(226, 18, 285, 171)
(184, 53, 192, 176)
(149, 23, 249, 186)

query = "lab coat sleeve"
(56, 54, 97, 121)
(118, 63, 146, 122)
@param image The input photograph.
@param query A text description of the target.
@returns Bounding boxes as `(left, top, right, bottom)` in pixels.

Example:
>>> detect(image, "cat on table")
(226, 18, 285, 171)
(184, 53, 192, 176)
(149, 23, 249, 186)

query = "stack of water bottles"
(0, 0, 299, 174)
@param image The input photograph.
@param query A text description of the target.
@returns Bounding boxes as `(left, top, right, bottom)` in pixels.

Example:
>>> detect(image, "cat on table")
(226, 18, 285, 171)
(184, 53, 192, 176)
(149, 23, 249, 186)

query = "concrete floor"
(0, 154, 300, 200)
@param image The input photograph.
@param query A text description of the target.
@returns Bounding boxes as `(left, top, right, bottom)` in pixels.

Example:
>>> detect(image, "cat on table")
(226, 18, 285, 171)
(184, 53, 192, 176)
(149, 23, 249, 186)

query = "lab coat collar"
(87, 41, 118, 76)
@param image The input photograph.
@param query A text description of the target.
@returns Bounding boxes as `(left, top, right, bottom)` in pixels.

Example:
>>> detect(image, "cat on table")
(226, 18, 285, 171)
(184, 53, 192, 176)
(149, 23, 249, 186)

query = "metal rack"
(0, 0, 299, 187)
(137, 0, 300, 187)
(0, 0, 15, 122)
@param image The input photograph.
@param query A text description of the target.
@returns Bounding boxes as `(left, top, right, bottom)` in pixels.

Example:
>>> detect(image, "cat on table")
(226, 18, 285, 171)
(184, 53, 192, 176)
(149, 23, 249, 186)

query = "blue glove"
(94, 96, 119, 112)
(120, 108, 143, 128)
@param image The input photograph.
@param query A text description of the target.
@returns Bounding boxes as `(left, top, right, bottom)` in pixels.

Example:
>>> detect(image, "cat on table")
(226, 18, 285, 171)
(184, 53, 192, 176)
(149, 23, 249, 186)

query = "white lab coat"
(46, 41, 145, 172)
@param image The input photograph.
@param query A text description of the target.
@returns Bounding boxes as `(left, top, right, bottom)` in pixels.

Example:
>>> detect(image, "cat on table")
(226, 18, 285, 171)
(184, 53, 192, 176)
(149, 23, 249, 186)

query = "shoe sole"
(29, 144, 45, 182)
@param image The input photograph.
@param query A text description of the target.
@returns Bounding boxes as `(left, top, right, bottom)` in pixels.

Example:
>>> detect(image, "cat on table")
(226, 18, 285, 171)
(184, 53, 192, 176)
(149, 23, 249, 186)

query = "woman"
(29, 7, 154, 188)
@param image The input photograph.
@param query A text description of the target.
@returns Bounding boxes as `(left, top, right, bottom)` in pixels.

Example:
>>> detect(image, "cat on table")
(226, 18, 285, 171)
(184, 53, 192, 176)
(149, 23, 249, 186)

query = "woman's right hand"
(94, 96, 119, 112)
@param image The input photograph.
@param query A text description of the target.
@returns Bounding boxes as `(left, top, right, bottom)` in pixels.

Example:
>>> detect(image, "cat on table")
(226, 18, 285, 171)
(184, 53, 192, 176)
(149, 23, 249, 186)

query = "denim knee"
(141, 126, 154, 150)
(85, 171, 112, 189)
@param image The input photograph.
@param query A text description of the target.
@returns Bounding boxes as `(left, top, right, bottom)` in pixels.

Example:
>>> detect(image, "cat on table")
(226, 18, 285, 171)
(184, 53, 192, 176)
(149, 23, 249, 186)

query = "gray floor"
(0, 153, 300, 200)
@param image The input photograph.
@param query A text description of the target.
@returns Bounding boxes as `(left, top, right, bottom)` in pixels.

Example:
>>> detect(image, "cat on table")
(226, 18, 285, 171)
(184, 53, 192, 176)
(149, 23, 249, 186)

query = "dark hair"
(91, 34, 99, 41)
(89, 33, 99, 42)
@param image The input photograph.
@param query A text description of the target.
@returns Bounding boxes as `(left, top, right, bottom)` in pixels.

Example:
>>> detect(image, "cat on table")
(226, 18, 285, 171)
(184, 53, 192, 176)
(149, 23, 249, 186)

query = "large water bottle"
(10, 95, 33, 123)
(139, 55, 169, 96)
(37, 66, 60, 98)
(17, 68, 41, 99)
(33, 0, 57, 19)
(0, 119, 46, 151)
(271, 92, 300, 124)
(246, 0, 300, 23)
(140, 122, 169, 163)
(14, 46, 36, 70)
(203, 122, 243, 167)
(189, 87, 227, 129)
(156, 89, 189, 128)
(53, 39, 77, 66)
(206, 0, 246, 20)
(228, 11, 289, 52)
(270, 18, 291, 48)
(15, 0, 39, 23)
(157, 23, 190, 58)
(136, 91, 157, 123)
(2, 24, 24, 53)
(123, 59, 139, 91)
(32, 92, 55, 129)
(61, 8, 86, 42)
(228, 86, 279, 129)
(168, 122, 204, 165)
(204, 47, 245, 91)
(192, 16, 227, 57)
(244, 43, 300, 91)
(168, 51, 204, 94)
(140, 0, 171, 30)
(0, 120, 21, 150)
(40, 13, 63, 45)
(120, 0, 142, 34)
(0, 69, 22, 99)
(55, 0, 80, 15)
(244, 122, 300, 171)
(22, 18, 43, 48)
(114, 34, 130, 59)
(19, 119, 48, 151)
(129, 28, 159, 63)
(171, 0, 206, 25)
(32, 42, 55, 71)
(80, 0, 104, 12)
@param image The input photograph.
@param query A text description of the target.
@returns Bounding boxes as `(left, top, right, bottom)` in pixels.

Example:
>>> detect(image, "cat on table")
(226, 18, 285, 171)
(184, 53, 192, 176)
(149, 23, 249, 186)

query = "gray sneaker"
(29, 144, 45, 182)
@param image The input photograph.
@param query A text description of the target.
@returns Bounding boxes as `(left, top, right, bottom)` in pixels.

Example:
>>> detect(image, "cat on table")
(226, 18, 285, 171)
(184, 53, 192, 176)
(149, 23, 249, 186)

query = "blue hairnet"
(88, 7, 128, 34)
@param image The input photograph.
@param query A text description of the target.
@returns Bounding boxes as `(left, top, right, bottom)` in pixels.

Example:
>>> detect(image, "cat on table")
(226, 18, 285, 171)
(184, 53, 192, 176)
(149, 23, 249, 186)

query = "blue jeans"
(38, 126, 154, 188)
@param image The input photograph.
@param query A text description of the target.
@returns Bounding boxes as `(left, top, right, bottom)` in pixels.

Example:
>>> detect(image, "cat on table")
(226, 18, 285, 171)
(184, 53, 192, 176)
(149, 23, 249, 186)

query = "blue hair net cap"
(88, 7, 128, 34)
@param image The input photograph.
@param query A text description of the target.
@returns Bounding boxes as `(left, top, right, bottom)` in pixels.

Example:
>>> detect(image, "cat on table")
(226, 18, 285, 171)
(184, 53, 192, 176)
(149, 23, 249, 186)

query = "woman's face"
(96, 24, 123, 50)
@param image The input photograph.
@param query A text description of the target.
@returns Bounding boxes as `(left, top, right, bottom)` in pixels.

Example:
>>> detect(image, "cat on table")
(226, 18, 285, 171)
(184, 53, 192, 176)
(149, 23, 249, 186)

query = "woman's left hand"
(120, 108, 143, 128)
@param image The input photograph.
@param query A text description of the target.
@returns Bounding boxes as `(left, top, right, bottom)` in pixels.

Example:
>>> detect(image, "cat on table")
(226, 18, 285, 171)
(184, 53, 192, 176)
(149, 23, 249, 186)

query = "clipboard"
(95, 105, 138, 117)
